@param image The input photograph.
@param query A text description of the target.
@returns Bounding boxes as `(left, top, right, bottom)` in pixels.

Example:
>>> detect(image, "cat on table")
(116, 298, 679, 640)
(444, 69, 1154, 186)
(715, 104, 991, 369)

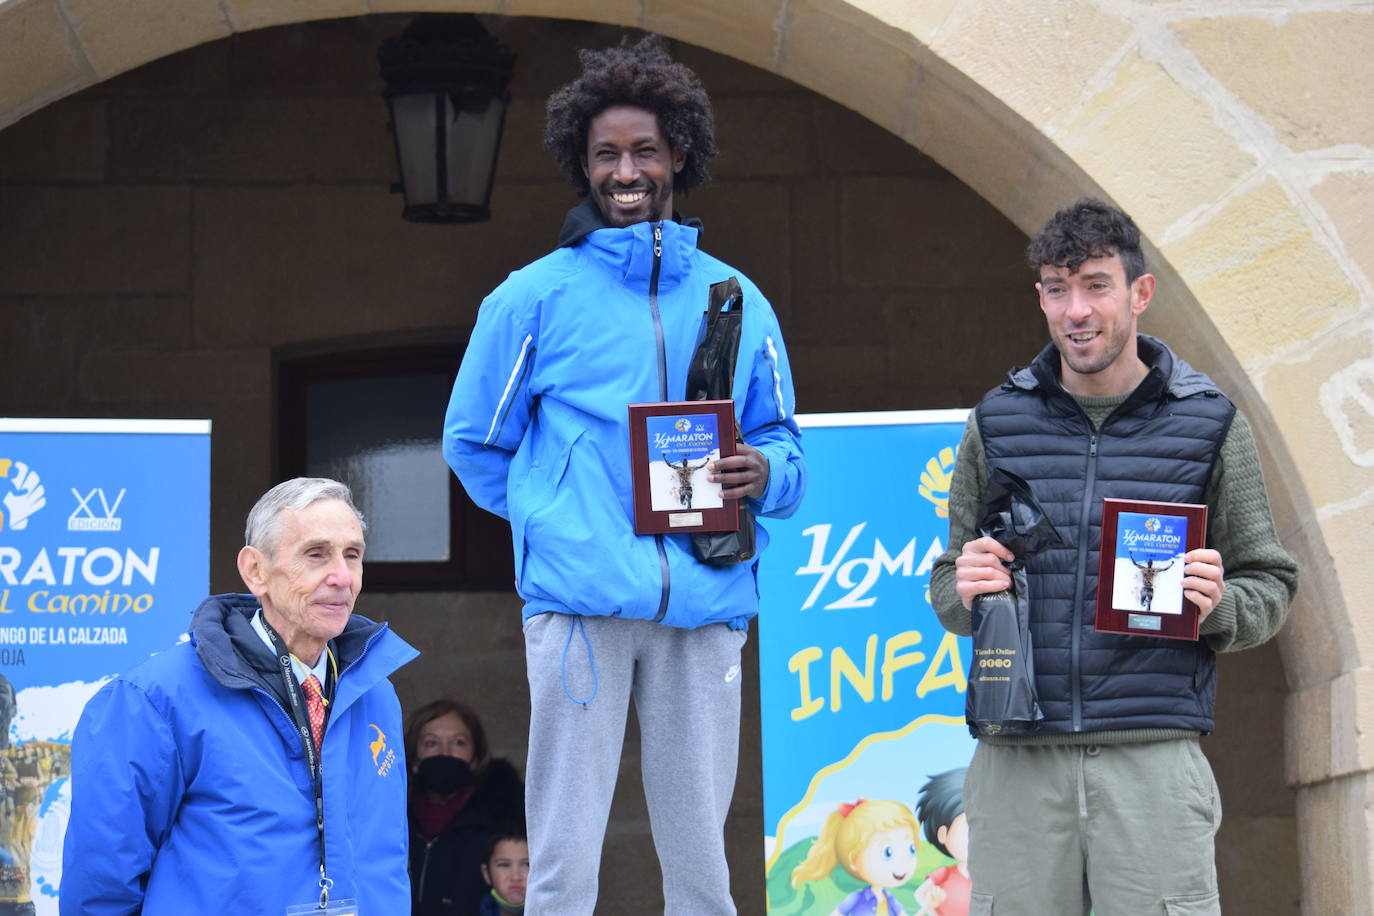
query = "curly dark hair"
(1026, 198, 1147, 284)
(544, 35, 717, 197)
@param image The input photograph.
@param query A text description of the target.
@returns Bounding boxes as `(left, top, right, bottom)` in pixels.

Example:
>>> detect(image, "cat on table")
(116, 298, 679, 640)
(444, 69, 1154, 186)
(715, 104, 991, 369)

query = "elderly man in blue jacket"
(444, 37, 805, 916)
(62, 478, 417, 914)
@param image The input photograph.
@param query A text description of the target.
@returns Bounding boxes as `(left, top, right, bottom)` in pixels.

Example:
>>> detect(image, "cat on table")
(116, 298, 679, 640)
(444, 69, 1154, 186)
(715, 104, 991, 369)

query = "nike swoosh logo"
(725, 664, 741, 683)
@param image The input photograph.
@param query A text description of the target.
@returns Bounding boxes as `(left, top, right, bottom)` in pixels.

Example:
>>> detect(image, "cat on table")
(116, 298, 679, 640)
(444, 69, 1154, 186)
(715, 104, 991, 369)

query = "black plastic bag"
(966, 468, 1064, 736)
(685, 277, 756, 566)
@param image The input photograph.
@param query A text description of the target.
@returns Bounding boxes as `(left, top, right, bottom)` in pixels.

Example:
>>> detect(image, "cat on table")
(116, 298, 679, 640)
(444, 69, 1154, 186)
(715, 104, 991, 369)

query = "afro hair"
(544, 35, 717, 197)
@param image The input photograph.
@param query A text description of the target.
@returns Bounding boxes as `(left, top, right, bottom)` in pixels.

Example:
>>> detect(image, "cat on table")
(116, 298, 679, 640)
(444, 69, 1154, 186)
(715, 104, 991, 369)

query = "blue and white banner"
(0, 418, 210, 912)
(759, 410, 975, 916)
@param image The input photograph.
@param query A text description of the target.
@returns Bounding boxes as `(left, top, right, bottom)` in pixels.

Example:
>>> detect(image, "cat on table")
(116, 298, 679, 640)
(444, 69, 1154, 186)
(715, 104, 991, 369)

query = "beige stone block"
(0, 97, 106, 181)
(99, 34, 230, 95)
(712, 96, 810, 179)
(0, 186, 191, 296)
(511, 0, 637, 27)
(931, 0, 1132, 133)
(672, 42, 797, 95)
(688, 181, 793, 310)
(220, 0, 367, 33)
(1286, 680, 1332, 787)
(1164, 180, 1359, 370)
(886, 0, 960, 45)
(1173, 12, 1374, 153)
(1309, 505, 1374, 680)
(1260, 327, 1373, 512)
(1058, 53, 1256, 233)
(840, 175, 1028, 290)
(1312, 171, 1374, 292)
(1275, 516, 1352, 694)
(1329, 667, 1374, 779)
(370, 0, 500, 11)
(0, 0, 92, 129)
(62, 0, 230, 80)
(775, 0, 918, 136)
(1294, 775, 1372, 914)
(905, 54, 1089, 238)
(644, 0, 782, 75)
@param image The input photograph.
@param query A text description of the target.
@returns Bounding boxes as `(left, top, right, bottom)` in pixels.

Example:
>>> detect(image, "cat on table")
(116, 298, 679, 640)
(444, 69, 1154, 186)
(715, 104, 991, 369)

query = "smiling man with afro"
(444, 32, 806, 916)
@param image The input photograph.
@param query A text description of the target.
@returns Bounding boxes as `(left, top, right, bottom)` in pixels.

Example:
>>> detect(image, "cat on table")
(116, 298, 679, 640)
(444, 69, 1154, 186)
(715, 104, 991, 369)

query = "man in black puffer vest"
(931, 199, 1298, 915)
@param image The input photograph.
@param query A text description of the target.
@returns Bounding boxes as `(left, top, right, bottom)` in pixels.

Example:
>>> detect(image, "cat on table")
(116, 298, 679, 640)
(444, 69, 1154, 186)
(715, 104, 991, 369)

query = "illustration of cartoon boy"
(913, 769, 970, 916)
(791, 798, 920, 915)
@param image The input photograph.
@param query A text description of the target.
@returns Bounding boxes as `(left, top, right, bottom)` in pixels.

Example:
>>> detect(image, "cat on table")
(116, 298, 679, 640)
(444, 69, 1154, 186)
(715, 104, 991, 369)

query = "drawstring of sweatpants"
(561, 614, 599, 708)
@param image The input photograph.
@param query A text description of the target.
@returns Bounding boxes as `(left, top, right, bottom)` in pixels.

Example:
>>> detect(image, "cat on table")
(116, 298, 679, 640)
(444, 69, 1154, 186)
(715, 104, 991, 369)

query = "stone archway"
(3, 0, 1369, 909)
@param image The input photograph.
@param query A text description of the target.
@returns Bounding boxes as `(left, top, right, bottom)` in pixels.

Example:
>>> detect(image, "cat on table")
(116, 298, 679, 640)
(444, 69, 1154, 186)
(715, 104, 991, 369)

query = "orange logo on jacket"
(368, 724, 396, 776)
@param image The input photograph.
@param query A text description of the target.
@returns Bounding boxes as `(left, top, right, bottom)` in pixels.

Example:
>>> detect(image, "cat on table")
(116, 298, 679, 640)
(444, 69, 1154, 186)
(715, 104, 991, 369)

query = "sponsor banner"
(758, 410, 975, 915)
(0, 418, 210, 913)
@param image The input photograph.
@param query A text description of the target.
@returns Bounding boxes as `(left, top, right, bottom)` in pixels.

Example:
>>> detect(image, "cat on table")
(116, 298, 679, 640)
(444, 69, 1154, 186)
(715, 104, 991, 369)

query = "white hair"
(244, 477, 366, 557)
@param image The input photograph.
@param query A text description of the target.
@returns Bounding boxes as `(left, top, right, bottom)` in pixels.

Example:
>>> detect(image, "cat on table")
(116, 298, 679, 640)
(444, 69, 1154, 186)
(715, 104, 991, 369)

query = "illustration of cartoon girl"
(791, 798, 920, 916)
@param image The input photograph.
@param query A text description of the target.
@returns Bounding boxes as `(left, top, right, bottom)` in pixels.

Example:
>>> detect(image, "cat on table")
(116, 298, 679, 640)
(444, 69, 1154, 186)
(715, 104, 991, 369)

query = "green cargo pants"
(964, 738, 1222, 915)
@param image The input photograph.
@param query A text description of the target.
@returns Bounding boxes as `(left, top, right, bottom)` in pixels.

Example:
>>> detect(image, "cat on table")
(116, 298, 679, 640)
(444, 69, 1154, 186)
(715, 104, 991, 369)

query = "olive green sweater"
(929, 391, 1300, 745)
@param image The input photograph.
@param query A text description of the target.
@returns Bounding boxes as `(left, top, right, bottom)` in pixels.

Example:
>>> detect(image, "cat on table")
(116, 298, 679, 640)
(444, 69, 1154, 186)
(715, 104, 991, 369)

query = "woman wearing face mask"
(406, 699, 525, 915)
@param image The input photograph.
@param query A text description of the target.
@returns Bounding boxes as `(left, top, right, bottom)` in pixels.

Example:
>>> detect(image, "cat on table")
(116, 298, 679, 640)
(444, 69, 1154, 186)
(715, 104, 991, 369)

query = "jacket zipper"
(253, 624, 390, 880)
(416, 836, 436, 903)
(1069, 432, 1098, 732)
(648, 222, 672, 623)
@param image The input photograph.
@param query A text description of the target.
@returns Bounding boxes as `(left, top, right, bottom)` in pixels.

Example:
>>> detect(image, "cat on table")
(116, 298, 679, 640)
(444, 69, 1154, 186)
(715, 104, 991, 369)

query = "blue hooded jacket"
(61, 594, 418, 914)
(444, 203, 806, 629)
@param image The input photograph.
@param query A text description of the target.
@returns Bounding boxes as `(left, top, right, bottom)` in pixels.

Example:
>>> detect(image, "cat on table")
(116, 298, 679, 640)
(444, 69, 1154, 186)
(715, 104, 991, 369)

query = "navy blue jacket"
(976, 336, 1235, 734)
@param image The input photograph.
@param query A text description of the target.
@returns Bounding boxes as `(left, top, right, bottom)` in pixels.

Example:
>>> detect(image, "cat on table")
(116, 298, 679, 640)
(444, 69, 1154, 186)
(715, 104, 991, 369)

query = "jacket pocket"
(510, 427, 583, 593)
(1164, 890, 1220, 915)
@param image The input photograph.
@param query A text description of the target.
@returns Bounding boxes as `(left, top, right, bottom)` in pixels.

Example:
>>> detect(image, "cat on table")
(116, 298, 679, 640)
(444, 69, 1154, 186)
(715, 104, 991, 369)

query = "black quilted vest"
(976, 336, 1236, 735)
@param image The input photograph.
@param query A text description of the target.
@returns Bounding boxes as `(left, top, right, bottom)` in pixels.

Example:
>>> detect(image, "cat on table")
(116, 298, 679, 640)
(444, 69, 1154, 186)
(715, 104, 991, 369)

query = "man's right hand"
(955, 536, 1016, 610)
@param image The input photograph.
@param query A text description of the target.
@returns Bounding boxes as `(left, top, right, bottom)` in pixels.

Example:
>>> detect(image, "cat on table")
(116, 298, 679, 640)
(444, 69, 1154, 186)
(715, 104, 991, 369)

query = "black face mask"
(416, 754, 475, 795)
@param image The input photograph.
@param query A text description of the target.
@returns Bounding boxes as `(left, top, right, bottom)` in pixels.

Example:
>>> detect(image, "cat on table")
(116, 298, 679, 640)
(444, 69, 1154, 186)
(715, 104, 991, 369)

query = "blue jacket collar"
(188, 593, 409, 702)
(557, 199, 701, 292)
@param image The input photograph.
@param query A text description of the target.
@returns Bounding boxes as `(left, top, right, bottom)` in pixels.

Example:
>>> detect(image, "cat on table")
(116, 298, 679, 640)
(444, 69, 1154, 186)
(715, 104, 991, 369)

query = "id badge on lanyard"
(260, 617, 354, 915)
(286, 900, 360, 916)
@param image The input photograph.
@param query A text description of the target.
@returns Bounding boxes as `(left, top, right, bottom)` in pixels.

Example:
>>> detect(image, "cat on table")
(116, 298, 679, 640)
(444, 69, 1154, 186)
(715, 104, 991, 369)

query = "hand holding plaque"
(628, 400, 740, 536)
(1095, 498, 1208, 640)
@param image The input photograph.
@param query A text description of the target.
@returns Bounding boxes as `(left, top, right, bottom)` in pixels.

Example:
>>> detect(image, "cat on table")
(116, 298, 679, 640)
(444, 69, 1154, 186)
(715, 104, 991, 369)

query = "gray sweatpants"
(522, 612, 747, 916)
(965, 738, 1223, 915)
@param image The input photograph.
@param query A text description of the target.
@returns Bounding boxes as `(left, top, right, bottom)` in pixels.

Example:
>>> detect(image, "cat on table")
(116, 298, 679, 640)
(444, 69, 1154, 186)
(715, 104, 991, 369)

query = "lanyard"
(261, 617, 335, 909)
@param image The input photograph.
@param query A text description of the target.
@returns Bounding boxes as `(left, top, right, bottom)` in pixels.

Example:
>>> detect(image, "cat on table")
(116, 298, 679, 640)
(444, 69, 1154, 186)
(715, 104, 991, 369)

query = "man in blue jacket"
(61, 478, 418, 914)
(444, 37, 805, 915)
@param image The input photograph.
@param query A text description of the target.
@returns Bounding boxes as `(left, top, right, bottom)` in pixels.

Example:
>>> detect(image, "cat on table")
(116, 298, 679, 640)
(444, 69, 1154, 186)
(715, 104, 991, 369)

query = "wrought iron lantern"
(378, 15, 516, 223)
